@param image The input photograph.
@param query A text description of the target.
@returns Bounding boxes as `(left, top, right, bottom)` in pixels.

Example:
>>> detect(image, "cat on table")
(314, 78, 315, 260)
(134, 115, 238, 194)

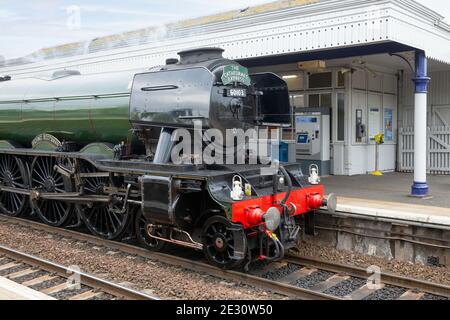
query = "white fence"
(399, 126, 450, 175)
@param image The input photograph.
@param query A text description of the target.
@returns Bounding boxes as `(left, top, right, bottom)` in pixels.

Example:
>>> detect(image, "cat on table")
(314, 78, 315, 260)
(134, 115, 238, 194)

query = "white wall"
(401, 70, 450, 127)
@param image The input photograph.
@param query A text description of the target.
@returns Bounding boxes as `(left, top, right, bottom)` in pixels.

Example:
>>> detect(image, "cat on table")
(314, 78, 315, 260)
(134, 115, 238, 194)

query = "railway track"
(0, 215, 338, 300)
(253, 255, 450, 300)
(0, 215, 449, 300)
(284, 256, 450, 299)
(0, 244, 158, 300)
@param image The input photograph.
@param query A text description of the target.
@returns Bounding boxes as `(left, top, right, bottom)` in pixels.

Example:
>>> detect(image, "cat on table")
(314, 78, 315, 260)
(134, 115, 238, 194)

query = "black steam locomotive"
(0, 48, 334, 269)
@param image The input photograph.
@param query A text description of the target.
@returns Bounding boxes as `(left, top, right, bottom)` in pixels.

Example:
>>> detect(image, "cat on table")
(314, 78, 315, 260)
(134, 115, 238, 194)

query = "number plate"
(226, 88, 247, 98)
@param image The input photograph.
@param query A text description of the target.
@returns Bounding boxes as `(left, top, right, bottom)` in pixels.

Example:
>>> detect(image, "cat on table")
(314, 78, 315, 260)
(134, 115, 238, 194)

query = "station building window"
(308, 93, 332, 108)
(308, 72, 332, 89)
(290, 94, 305, 109)
(272, 69, 345, 141)
(337, 71, 346, 88)
(277, 72, 305, 138)
(309, 94, 320, 108)
(280, 72, 304, 91)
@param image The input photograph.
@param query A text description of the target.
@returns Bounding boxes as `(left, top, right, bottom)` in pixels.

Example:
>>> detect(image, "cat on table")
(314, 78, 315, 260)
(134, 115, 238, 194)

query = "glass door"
(331, 92, 346, 175)
(307, 92, 332, 140)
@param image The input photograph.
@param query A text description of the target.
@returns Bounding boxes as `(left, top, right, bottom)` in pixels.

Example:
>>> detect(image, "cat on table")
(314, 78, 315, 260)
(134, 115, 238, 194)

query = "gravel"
(51, 285, 92, 300)
(0, 220, 283, 300)
(263, 264, 301, 281)
(29, 277, 66, 291)
(89, 293, 116, 300)
(323, 277, 367, 297)
(15, 270, 47, 283)
(421, 293, 448, 301)
(0, 264, 30, 276)
(362, 285, 407, 300)
(0, 257, 14, 265)
(1, 217, 449, 300)
(293, 270, 335, 289)
(295, 243, 450, 286)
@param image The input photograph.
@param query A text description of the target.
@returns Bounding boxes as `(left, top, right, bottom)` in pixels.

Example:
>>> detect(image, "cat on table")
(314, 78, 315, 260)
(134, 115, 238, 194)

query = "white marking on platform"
(336, 197, 450, 227)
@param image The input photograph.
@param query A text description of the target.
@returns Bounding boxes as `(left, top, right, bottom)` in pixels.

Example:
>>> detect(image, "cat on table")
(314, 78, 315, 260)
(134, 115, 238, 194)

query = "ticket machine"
(295, 108, 330, 176)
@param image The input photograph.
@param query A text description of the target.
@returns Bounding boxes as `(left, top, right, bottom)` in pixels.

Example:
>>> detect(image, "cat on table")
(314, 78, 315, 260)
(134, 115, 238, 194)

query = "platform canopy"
(1, 0, 450, 78)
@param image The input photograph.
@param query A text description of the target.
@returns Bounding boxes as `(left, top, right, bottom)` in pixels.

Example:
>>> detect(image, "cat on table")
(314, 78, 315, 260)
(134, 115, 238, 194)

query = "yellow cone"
(372, 171, 383, 176)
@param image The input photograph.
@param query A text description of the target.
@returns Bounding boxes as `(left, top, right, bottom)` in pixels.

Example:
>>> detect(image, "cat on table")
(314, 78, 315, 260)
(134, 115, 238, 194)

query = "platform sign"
(222, 65, 251, 86)
(384, 108, 394, 141)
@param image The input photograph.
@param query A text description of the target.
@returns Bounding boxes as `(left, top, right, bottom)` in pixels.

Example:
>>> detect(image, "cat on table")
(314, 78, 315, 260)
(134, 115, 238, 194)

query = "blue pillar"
(411, 50, 430, 197)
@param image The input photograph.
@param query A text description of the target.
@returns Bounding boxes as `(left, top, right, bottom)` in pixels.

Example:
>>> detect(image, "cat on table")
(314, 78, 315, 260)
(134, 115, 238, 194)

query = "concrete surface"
(322, 173, 450, 209)
(0, 276, 56, 300)
(336, 197, 450, 227)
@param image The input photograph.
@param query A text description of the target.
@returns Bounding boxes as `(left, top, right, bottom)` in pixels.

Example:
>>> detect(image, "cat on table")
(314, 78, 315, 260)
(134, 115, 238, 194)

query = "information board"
(384, 108, 394, 141)
(368, 108, 380, 140)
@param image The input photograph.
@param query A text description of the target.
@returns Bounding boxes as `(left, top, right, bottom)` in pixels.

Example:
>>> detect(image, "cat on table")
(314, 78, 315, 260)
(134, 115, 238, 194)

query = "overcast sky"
(0, 0, 449, 59)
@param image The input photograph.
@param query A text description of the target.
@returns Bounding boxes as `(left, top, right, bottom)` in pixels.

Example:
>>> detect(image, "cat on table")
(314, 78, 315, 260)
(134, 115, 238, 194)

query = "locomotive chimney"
(178, 47, 224, 65)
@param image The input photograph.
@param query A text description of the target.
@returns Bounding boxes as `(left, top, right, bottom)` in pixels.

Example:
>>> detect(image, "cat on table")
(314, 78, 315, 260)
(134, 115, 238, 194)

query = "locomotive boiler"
(0, 48, 335, 269)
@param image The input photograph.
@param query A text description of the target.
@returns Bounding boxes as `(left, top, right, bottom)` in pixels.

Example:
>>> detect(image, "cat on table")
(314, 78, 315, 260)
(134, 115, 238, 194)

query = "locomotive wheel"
(77, 165, 131, 240)
(30, 156, 74, 227)
(135, 209, 167, 251)
(0, 155, 29, 216)
(201, 216, 245, 269)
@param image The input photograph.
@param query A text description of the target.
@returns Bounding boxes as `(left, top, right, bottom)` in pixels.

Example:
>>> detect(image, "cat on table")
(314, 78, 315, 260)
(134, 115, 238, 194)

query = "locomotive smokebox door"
(141, 176, 174, 225)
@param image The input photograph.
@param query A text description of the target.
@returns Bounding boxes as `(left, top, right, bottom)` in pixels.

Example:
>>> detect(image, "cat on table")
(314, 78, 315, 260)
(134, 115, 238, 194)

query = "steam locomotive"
(0, 48, 335, 269)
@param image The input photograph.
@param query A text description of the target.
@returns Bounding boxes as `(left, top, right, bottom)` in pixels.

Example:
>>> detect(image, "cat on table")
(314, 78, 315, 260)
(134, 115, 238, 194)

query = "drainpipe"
(411, 50, 430, 197)
(396, 70, 403, 172)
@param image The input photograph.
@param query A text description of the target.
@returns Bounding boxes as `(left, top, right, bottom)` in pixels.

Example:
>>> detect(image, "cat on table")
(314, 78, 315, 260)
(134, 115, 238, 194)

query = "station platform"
(0, 276, 56, 300)
(322, 173, 450, 228)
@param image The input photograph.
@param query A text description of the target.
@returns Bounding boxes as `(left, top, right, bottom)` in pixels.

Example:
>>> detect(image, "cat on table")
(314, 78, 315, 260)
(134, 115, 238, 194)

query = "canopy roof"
(1, 0, 450, 78)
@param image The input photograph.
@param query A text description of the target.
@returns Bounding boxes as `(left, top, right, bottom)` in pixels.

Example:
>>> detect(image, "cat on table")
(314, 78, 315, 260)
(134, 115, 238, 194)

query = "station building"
(1, 0, 450, 198)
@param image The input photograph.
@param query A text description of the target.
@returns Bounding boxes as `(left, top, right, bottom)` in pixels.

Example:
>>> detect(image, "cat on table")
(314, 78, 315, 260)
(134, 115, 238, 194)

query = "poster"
(384, 108, 394, 141)
(368, 108, 380, 140)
